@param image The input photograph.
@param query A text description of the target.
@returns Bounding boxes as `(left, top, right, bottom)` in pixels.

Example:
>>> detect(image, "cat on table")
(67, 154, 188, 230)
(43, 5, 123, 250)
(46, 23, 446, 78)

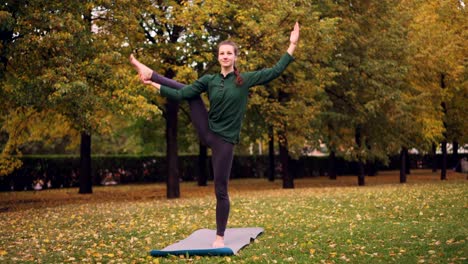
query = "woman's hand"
(287, 22, 300, 56)
(290, 22, 300, 45)
(143, 80, 161, 92)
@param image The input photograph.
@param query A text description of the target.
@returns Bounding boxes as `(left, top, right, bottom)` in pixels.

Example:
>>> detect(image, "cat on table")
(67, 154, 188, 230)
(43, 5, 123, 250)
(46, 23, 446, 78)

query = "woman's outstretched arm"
(244, 22, 300, 87)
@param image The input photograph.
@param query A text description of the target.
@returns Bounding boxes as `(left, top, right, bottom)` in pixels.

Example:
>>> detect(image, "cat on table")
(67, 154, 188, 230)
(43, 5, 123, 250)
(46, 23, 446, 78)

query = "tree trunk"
(78, 132, 92, 194)
(166, 100, 180, 198)
(366, 161, 377, 176)
(441, 141, 447, 180)
(453, 141, 460, 172)
(405, 147, 411, 175)
(440, 73, 447, 181)
(358, 161, 365, 186)
(400, 147, 407, 183)
(268, 126, 275, 182)
(431, 142, 437, 172)
(279, 134, 293, 189)
(328, 150, 337, 180)
(355, 125, 365, 186)
(197, 143, 208, 186)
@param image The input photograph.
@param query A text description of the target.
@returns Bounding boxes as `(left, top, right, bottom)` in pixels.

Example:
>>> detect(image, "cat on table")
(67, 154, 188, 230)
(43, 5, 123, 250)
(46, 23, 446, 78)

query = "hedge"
(0, 153, 464, 191)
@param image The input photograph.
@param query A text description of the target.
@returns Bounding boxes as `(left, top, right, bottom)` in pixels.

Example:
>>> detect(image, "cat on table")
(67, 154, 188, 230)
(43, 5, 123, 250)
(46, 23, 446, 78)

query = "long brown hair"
(218, 40, 243, 86)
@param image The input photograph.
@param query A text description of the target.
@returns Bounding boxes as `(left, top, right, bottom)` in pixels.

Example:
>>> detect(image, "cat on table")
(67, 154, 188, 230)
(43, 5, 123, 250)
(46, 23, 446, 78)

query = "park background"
(1, 0, 466, 195)
(0, 0, 467, 263)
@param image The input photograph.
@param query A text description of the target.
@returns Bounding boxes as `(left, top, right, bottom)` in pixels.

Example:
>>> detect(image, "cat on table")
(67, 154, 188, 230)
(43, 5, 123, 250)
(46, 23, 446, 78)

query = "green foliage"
(238, 0, 340, 158)
(0, 1, 161, 175)
(315, 0, 453, 164)
(0, 0, 466, 176)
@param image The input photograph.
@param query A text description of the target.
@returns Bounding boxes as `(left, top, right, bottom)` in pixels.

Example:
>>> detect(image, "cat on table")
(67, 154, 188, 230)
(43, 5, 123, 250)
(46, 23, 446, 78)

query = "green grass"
(0, 170, 466, 263)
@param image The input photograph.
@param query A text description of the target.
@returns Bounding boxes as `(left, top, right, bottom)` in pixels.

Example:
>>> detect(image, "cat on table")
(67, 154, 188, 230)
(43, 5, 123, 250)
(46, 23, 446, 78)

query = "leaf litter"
(0, 171, 466, 263)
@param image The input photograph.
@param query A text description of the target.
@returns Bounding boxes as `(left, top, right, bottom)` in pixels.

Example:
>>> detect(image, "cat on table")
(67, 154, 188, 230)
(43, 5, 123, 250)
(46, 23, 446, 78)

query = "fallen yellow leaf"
(446, 239, 455, 245)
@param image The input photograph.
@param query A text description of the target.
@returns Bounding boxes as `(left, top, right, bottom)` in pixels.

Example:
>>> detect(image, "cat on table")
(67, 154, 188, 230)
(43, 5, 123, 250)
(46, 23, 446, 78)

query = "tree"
(127, 0, 246, 197)
(405, 0, 467, 179)
(0, 2, 64, 175)
(1, 1, 159, 192)
(0, 2, 29, 175)
(321, 0, 414, 185)
(237, 0, 339, 188)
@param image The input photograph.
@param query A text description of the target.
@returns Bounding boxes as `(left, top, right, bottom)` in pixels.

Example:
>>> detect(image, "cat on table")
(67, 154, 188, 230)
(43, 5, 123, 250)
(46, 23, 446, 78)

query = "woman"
(130, 22, 299, 248)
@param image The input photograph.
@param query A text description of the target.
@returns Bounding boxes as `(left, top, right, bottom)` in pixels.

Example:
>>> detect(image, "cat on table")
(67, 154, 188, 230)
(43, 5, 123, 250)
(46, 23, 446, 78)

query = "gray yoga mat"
(150, 227, 264, 256)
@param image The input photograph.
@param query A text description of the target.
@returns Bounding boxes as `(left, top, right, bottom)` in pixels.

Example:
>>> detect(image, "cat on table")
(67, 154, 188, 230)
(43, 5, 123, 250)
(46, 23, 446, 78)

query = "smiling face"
(218, 44, 237, 69)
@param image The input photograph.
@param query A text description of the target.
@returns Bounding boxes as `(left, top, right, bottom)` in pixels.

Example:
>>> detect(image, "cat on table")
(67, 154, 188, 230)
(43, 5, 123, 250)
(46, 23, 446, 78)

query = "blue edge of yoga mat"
(150, 247, 234, 257)
(150, 227, 264, 257)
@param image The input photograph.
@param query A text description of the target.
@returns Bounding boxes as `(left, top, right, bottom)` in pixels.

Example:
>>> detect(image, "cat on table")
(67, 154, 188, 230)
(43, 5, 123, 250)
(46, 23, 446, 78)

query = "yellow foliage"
(0, 108, 78, 176)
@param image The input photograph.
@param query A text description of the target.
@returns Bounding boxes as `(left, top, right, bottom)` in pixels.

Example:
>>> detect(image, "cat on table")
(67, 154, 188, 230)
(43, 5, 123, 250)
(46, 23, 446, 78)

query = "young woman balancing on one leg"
(130, 22, 300, 248)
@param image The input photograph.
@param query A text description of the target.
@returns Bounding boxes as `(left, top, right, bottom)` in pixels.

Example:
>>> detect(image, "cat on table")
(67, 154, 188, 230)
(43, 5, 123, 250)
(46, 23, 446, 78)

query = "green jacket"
(160, 53, 294, 144)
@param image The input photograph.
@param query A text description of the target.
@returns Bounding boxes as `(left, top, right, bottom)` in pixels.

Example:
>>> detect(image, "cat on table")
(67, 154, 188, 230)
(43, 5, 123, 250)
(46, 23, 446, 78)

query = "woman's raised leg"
(150, 73, 210, 145)
(130, 55, 210, 144)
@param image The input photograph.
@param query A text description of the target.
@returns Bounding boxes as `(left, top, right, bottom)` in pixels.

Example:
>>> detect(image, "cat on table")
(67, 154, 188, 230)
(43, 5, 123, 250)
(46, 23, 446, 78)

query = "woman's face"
(218, 44, 236, 69)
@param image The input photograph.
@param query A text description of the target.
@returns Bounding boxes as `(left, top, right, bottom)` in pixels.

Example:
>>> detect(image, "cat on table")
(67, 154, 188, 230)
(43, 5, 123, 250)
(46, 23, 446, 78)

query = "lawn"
(0, 170, 466, 263)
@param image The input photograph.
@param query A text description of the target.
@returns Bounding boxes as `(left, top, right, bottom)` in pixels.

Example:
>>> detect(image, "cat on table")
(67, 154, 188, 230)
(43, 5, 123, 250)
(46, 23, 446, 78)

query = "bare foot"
(212, 235, 225, 248)
(129, 54, 152, 82)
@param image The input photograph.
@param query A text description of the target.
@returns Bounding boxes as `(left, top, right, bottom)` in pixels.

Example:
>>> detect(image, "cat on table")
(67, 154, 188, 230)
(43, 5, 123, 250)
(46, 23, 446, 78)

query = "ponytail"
(234, 64, 243, 86)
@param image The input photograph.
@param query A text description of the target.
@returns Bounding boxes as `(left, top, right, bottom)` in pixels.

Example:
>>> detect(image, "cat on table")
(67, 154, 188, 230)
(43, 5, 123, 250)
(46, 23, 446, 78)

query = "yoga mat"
(150, 227, 264, 257)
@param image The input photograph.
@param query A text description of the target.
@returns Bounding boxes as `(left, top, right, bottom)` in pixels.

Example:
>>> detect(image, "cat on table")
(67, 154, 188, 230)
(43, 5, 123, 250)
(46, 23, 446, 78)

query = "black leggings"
(152, 72, 233, 237)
